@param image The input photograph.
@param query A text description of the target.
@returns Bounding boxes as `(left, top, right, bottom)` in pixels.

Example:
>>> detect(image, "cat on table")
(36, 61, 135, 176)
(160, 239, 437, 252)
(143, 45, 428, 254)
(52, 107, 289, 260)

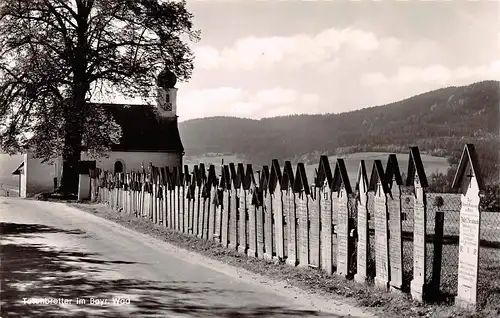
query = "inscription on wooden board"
(374, 193, 390, 289)
(456, 193, 481, 308)
(355, 202, 368, 282)
(388, 186, 403, 291)
(336, 192, 349, 277)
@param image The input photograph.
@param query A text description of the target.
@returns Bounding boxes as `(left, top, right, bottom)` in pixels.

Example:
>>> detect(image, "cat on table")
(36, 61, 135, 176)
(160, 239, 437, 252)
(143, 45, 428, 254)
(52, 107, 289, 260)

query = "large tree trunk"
(59, 9, 91, 196)
(59, 86, 86, 196)
(60, 129, 83, 196)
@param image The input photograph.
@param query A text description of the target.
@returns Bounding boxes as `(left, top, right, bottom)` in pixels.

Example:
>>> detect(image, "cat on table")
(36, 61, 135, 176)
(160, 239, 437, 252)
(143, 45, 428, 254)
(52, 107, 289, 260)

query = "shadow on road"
(1, 222, 335, 317)
(1, 222, 86, 238)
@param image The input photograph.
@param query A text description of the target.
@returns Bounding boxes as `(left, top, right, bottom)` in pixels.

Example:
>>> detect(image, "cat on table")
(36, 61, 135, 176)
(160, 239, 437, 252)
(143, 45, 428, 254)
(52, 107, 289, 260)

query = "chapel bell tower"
(156, 67, 178, 118)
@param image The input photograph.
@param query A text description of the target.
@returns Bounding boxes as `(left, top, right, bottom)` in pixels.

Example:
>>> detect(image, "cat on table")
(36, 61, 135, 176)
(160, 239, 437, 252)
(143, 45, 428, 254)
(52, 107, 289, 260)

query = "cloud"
(177, 87, 319, 120)
(193, 27, 398, 71)
(360, 61, 500, 88)
(360, 72, 388, 87)
(255, 88, 298, 104)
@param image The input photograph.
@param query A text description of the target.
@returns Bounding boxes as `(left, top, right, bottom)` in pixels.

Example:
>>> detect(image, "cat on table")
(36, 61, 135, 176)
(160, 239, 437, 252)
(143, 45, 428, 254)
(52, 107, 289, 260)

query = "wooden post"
(285, 190, 297, 266)
(321, 187, 333, 274)
(247, 187, 257, 257)
(296, 192, 308, 266)
(198, 186, 205, 237)
(430, 211, 444, 296)
(162, 185, 168, 227)
(228, 187, 239, 250)
(273, 185, 285, 259)
(208, 185, 217, 240)
(184, 185, 191, 233)
(332, 159, 354, 278)
(335, 187, 350, 277)
(192, 184, 199, 234)
(221, 189, 230, 248)
(308, 186, 321, 267)
(238, 186, 248, 254)
(202, 186, 211, 239)
(263, 188, 273, 259)
(179, 184, 184, 231)
(214, 189, 223, 242)
(152, 182, 158, 224)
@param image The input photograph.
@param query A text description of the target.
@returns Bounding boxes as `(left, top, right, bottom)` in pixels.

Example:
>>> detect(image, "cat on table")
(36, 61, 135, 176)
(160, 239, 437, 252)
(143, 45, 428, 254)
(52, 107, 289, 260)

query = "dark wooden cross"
(466, 169, 474, 188)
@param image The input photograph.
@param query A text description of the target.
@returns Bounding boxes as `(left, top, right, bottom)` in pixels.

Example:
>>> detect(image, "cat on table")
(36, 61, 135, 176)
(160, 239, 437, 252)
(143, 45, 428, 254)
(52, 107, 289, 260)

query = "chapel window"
(114, 161, 124, 174)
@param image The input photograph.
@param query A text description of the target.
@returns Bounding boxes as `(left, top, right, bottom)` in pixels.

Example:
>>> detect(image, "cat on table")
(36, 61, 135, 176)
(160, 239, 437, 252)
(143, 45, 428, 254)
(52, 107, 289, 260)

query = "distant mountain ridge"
(179, 80, 499, 166)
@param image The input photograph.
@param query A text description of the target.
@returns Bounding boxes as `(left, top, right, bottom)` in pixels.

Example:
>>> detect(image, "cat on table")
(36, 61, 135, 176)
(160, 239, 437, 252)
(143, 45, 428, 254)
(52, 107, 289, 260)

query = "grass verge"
(70, 201, 496, 318)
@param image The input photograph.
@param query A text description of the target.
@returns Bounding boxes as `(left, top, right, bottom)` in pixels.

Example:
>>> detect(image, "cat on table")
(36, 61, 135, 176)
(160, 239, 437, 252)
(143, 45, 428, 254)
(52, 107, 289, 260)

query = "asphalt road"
(0, 197, 375, 318)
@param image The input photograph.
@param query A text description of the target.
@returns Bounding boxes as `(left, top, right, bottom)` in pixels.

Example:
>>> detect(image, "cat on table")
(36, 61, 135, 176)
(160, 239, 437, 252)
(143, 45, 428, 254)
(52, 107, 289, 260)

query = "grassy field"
(303, 152, 449, 186)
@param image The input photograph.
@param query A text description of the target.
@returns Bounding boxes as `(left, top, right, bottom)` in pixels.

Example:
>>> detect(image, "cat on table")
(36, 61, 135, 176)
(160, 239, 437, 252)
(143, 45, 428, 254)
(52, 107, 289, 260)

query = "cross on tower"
(466, 169, 474, 188)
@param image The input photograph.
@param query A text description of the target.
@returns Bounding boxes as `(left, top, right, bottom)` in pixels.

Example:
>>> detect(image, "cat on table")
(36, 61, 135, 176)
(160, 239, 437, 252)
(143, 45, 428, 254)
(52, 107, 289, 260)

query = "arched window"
(114, 161, 124, 174)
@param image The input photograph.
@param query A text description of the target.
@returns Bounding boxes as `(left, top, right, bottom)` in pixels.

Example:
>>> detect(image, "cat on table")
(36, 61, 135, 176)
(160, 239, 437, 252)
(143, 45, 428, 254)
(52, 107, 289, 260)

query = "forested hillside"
(179, 80, 499, 180)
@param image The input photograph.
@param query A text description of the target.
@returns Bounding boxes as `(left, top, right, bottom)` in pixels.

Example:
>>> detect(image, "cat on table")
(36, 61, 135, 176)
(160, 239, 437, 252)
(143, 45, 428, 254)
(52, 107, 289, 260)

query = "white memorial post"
(370, 160, 390, 290)
(452, 144, 484, 311)
(294, 164, 310, 267)
(354, 160, 369, 284)
(317, 156, 334, 275)
(271, 160, 285, 260)
(333, 159, 353, 278)
(283, 162, 298, 266)
(386, 154, 404, 293)
(408, 147, 430, 302)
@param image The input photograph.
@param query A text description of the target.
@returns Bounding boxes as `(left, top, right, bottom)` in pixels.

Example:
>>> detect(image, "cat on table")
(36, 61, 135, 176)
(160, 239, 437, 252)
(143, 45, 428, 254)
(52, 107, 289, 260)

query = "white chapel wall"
(25, 152, 58, 197)
(21, 151, 181, 197)
(81, 151, 182, 173)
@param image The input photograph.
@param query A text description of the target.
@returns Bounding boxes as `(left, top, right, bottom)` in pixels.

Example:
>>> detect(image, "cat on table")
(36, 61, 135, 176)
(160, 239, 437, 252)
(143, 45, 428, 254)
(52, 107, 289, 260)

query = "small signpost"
(78, 160, 96, 201)
(452, 144, 485, 311)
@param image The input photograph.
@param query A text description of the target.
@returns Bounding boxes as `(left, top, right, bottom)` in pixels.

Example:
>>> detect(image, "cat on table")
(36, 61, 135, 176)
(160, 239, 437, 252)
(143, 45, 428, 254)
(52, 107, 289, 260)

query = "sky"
(130, 0, 500, 122)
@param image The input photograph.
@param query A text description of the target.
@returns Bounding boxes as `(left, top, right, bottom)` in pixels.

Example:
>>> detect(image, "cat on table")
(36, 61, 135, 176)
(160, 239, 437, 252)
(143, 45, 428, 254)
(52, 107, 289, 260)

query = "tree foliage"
(0, 0, 199, 193)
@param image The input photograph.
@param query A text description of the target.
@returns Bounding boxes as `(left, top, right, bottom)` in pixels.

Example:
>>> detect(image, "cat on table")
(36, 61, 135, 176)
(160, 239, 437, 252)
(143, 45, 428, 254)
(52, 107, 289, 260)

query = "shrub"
(481, 184, 500, 212)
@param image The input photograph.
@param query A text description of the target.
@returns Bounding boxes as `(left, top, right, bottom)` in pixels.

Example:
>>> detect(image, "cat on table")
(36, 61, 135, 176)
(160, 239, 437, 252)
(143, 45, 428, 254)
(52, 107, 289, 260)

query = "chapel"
(13, 68, 184, 198)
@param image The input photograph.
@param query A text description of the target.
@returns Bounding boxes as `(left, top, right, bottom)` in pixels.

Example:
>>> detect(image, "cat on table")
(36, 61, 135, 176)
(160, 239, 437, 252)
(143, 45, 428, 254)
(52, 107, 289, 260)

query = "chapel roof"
(89, 103, 184, 153)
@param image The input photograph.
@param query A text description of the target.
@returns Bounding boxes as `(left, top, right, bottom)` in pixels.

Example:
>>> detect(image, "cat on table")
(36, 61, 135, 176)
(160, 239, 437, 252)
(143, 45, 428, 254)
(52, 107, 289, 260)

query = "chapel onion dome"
(156, 67, 177, 89)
